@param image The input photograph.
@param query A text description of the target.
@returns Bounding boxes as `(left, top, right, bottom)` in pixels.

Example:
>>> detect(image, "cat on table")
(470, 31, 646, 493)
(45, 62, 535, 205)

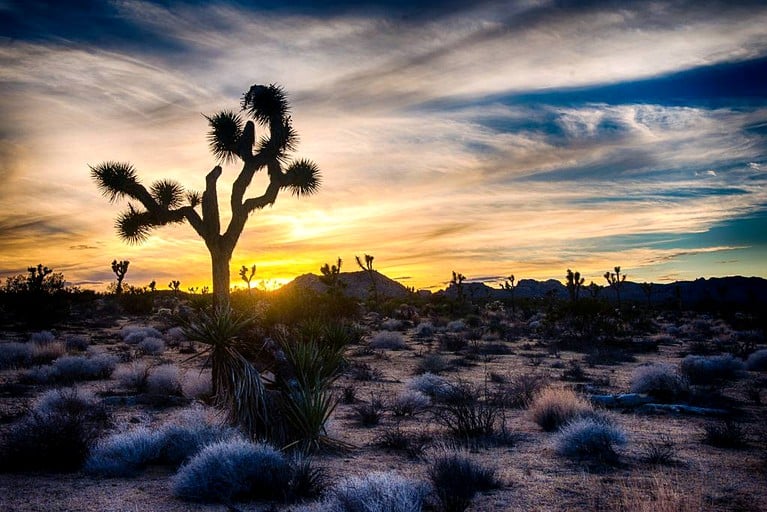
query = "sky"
(0, 0, 766, 292)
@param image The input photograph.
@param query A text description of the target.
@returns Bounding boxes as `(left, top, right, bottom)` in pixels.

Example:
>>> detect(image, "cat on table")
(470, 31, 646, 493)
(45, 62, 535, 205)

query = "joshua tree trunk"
(211, 249, 233, 306)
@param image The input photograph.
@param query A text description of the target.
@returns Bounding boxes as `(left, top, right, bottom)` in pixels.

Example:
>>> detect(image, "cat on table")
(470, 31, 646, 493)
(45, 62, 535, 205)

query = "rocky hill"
(279, 270, 410, 301)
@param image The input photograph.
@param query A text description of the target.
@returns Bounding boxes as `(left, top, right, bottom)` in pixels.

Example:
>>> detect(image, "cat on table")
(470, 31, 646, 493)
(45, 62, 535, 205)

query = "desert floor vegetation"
(1, 287, 766, 511)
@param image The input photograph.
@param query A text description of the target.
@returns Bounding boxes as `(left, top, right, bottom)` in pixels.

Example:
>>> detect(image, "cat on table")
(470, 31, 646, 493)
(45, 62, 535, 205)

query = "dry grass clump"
(613, 473, 707, 511)
(630, 364, 688, 402)
(369, 331, 408, 350)
(528, 386, 593, 432)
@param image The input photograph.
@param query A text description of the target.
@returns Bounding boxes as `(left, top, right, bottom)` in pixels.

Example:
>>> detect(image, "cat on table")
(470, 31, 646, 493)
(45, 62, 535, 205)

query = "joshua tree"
(319, 258, 345, 296)
(239, 264, 257, 295)
(587, 281, 602, 299)
(111, 259, 129, 295)
(451, 271, 466, 305)
(91, 83, 321, 306)
(501, 274, 517, 313)
(148, 280, 156, 293)
(565, 269, 585, 302)
(640, 281, 653, 307)
(168, 280, 181, 294)
(355, 254, 379, 305)
(27, 264, 52, 293)
(604, 266, 627, 307)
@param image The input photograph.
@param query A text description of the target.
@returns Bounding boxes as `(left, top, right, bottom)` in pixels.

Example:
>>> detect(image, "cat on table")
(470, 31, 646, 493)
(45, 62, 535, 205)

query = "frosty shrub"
(30, 340, 66, 365)
(370, 331, 408, 350)
(146, 364, 182, 396)
(137, 337, 165, 355)
(172, 439, 291, 503)
(25, 353, 119, 383)
(121, 325, 163, 344)
(0, 388, 110, 472)
(391, 390, 431, 417)
(381, 318, 403, 331)
(320, 471, 427, 512)
(406, 373, 452, 401)
(446, 320, 466, 333)
(0, 342, 33, 369)
(528, 386, 593, 432)
(114, 362, 150, 392)
(182, 369, 213, 400)
(745, 349, 767, 371)
(29, 331, 56, 344)
(554, 416, 627, 462)
(63, 335, 90, 352)
(630, 364, 689, 402)
(85, 427, 162, 477)
(679, 354, 744, 384)
(414, 322, 434, 338)
(414, 354, 451, 375)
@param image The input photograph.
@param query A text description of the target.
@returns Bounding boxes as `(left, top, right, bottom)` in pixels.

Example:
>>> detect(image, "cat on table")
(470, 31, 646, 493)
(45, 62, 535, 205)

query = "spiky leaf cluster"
(151, 179, 184, 208)
(283, 159, 321, 197)
(241, 84, 289, 125)
(90, 162, 140, 202)
(205, 111, 243, 164)
(116, 204, 154, 244)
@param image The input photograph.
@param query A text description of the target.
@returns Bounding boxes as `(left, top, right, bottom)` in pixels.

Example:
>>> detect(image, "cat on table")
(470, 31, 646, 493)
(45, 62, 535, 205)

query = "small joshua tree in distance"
(169, 280, 181, 295)
(641, 281, 653, 307)
(355, 254, 379, 305)
(111, 260, 129, 295)
(91, 83, 321, 306)
(319, 258, 345, 296)
(604, 266, 627, 308)
(239, 264, 257, 295)
(587, 281, 601, 299)
(565, 269, 584, 303)
(501, 274, 517, 313)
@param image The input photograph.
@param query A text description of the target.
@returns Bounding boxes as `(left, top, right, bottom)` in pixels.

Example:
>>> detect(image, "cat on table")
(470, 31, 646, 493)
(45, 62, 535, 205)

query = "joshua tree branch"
(203, 166, 222, 239)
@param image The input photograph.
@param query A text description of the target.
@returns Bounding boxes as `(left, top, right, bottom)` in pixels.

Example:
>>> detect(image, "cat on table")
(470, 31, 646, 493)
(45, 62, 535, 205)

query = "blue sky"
(0, 0, 765, 290)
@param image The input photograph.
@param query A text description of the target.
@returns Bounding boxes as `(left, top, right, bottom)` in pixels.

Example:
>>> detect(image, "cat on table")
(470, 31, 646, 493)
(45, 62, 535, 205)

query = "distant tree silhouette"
(566, 269, 585, 302)
(111, 259, 129, 295)
(91, 84, 321, 306)
(604, 266, 627, 307)
(239, 264, 257, 295)
(355, 254, 378, 305)
(319, 258, 345, 296)
(501, 274, 517, 313)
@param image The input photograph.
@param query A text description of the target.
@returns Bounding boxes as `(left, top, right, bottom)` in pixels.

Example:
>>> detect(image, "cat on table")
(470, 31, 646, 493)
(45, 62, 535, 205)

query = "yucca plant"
(91, 83, 321, 306)
(181, 307, 271, 440)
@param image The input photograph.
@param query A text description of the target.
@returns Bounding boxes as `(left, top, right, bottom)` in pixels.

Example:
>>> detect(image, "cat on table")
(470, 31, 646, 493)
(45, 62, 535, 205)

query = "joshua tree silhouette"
(566, 269, 584, 302)
(111, 259, 129, 295)
(355, 254, 379, 305)
(604, 266, 627, 307)
(239, 264, 257, 295)
(91, 84, 321, 306)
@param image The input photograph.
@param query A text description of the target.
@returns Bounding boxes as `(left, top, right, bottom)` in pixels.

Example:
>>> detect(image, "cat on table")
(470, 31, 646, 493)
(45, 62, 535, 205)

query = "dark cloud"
(69, 244, 100, 250)
(0, 215, 80, 248)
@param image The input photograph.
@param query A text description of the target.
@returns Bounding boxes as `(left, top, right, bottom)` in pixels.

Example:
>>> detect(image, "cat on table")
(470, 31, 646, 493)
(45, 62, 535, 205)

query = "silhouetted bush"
(0, 388, 111, 472)
(414, 322, 434, 338)
(554, 416, 627, 462)
(347, 362, 383, 381)
(528, 386, 592, 432)
(433, 381, 502, 439)
(641, 434, 676, 465)
(428, 451, 501, 512)
(680, 354, 744, 384)
(354, 396, 386, 427)
(172, 439, 291, 503)
(499, 372, 548, 408)
(630, 364, 689, 402)
(0, 342, 33, 369)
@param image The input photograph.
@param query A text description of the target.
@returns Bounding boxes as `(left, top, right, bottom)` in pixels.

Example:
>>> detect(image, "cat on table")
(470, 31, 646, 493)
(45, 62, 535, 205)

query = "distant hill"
(442, 276, 767, 306)
(280, 271, 767, 306)
(279, 270, 410, 301)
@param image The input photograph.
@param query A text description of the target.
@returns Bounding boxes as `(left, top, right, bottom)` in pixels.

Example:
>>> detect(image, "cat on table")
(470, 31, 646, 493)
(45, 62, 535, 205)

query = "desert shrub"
(369, 331, 408, 350)
(287, 455, 328, 502)
(182, 369, 213, 400)
(84, 427, 162, 477)
(354, 395, 386, 427)
(0, 342, 33, 369)
(0, 388, 110, 472)
(29, 331, 55, 344)
(137, 337, 165, 355)
(381, 318, 403, 331)
(391, 390, 431, 417)
(702, 421, 746, 449)
(406, 373, 451, 400)
(746, 349, 767, 371)
(121, 325, 163, 344)
(428, 451, 501, 512)
(30, 340, 66, 365)
(321, 472, 427, 512)
(499, 373, 548, 408)
(616, 473, 707, 512)
(641, 434, 676, 465)
(447, 320, 465, 332)
(347, 362, 383, 381)
(679, 354, 744, 384)
(165, 326, 186, 345)
(528, 386, 593, 432)
(114, 362, 150, 392)
(433, 382, 501, 439)
(415, 354, 451, 375)
(64, 335, 89, 352)
(630, 364, 689, 402)
(146, 364, 182, 396)
(172, 439, 291, 503)
(25, 353, 119, 383)
(554, 416, 627, 462)
(414, 322, 434, 338)
(439, 333, 467, 352)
